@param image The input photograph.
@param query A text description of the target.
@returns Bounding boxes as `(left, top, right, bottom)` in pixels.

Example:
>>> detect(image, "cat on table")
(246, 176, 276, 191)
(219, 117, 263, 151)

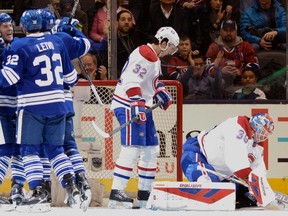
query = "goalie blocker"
(146, 182, 235, 211)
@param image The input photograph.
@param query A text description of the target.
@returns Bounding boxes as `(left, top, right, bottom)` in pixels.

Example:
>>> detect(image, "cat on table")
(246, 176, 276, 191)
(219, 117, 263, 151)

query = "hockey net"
(73, 80, 183, 193)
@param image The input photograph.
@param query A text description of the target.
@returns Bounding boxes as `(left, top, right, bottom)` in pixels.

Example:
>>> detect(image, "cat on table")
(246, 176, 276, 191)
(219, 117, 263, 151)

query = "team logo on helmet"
(250, 113, 274, 143)
(20, 10, 42, 32)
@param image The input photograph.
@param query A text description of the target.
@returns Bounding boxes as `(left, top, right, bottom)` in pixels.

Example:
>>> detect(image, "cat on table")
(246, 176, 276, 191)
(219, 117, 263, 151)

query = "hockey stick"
(92, 101, 162, 138)
(66, 0, 103, 105)
(198, 166, 288, 206)
(69, 0, 80, 23)
(77, 58, 104, 105)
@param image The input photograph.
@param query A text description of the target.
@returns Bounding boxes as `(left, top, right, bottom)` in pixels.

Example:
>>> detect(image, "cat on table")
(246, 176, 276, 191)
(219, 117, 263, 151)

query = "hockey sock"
(10, 155, 26, 185)
(22, 155, 43, 190)
(0, 156, 10, 185)
(111, 146, 140, 190)
(50, 153, 75, 188)
(137, 146, 159, 191)
(65, 148, 85, 174)
(41, 157, 51, 181)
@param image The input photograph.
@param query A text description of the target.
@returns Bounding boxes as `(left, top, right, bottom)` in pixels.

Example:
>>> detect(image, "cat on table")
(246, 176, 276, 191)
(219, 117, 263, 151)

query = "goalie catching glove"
(154, 82, 172, 110)
(130, 97, 147, 124)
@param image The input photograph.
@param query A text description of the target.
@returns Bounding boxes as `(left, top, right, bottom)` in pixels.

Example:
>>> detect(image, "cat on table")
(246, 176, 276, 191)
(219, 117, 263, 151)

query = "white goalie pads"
(146, 181, 236, 211)
(248, 167, 275, 207)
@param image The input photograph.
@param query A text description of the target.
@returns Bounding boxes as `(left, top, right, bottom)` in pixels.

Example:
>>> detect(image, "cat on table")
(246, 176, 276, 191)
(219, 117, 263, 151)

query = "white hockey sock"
(0, 156, 10, 184)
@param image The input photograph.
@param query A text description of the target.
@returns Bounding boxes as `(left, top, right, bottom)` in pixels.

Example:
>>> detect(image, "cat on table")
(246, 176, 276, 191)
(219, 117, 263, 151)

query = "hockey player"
(108, 26, 179, 209)
(0, 13, 26, 206)
(181, 113, 284, 210)
(0, 9, 80, 210)
(40, 8, 92, 210)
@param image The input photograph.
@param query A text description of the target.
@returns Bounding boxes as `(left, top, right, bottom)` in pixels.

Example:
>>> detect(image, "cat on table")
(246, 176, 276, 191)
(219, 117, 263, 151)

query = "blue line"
(278, 137, 288, 142)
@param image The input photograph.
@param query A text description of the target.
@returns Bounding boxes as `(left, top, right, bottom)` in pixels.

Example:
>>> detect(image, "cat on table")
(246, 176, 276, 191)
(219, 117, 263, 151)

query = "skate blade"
(0, 203, 17, 212)
(16, 203, 51, 213)
(80, 189, 92, 212)
(137, 200, 148, 209)
(108, 200, 133, 209)
(69, 194, 82, 209)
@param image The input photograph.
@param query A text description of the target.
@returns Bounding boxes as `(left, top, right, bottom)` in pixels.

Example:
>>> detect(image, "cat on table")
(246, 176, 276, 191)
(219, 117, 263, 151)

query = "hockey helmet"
(249, 113, 274, 143)
(0, 13, 12, 25)
(155, 26, 179, 56)
(20, 10, 42, 32)
(39, 9, 56, 31)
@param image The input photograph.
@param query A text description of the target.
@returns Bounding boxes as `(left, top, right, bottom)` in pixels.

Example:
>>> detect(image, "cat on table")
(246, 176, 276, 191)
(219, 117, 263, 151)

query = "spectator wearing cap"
(205, 19, 258, 98)
(232, 63, 266, 100)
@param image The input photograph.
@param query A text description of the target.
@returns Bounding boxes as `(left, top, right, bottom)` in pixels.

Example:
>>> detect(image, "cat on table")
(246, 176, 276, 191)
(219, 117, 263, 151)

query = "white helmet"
(155, 26, 179, 56)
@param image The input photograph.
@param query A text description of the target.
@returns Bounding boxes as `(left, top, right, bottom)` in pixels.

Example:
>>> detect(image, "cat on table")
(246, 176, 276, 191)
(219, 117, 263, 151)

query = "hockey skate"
(75, 172, 91, 211)
(63, 173, 81, 209)
(108, 189, 133, 209)
(137, 190, 150, 208)
(16, 184, 50, 213)
(10, 180, 25, 206)
(43, 180, 52, 203)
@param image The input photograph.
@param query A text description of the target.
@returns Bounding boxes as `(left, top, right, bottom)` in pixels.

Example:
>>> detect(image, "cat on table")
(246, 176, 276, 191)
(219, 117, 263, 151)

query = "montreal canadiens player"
(108, 26, 179, 209)
(181, 113, 284, 210)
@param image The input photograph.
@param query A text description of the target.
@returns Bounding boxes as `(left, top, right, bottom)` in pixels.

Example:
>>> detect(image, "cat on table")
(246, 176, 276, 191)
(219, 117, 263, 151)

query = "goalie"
(180, 113, 284, 210)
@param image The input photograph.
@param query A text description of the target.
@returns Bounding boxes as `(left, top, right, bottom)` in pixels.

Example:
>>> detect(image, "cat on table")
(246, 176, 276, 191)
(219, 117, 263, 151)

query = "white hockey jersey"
(198, 116, 266, 178)
(111, 44, 161, 110)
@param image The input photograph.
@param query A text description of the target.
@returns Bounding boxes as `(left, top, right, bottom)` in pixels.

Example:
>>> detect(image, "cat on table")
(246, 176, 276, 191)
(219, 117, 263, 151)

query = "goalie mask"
(250, 113, 274, 143)
(155, 26, 179, 57)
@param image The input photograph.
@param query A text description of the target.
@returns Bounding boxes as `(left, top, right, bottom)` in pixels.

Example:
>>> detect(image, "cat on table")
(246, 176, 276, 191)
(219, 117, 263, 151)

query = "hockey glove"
(154, 82, 172, 110)
(57, 24, 78, 36)
(130, 98, 146, 124)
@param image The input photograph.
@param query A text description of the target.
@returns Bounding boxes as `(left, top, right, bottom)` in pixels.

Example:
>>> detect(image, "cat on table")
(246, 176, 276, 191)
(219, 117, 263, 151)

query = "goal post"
(73, 80, 184, 194)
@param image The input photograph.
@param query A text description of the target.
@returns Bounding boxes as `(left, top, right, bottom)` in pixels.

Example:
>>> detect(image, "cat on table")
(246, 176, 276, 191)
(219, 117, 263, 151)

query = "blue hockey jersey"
(0, 33, 77, 116)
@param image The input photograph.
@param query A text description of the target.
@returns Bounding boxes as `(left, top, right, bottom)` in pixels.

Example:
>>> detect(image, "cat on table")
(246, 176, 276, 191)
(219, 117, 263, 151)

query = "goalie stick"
(198, 166, 288, 206)
(92, 101, 162, 138)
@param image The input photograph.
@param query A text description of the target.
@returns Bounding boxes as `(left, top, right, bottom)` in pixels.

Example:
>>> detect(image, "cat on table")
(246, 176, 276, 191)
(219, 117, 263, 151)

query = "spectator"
(127, 0, 151, 35)
(195, 0, 235, 55)
(183, 55, 215, 99)
(89, 0, 136, 43)
(116, 10, 148, 78)
(176, 1, 207, 53)
(166, 35, 199, 80)
(206, 19, 258, 98)
(240, 0, 286, 51)
(232, 63, 266, 100)
(58, 0, 89, 36)
(148, 0, 189, 38)
(80, 52, 107, 80)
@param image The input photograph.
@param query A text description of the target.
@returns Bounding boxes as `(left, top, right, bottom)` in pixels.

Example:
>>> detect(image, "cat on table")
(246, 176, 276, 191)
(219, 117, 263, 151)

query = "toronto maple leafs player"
(0, 9, 80, 210)
(108, 26, 179, 209)
(39, 8, 91, 210)
(0, 13, 27, 206)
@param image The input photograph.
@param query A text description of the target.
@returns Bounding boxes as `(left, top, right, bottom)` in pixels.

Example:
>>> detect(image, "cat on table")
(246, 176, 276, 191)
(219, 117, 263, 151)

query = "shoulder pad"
(139, 45, 158, 62)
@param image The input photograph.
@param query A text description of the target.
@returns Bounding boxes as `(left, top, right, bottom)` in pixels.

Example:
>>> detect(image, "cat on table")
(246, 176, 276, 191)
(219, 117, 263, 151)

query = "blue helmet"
(20, 10, 42, 32)
(0, 13, 12, 25)
(39, 9, 56, 31)
(250, 113, 274, 143)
